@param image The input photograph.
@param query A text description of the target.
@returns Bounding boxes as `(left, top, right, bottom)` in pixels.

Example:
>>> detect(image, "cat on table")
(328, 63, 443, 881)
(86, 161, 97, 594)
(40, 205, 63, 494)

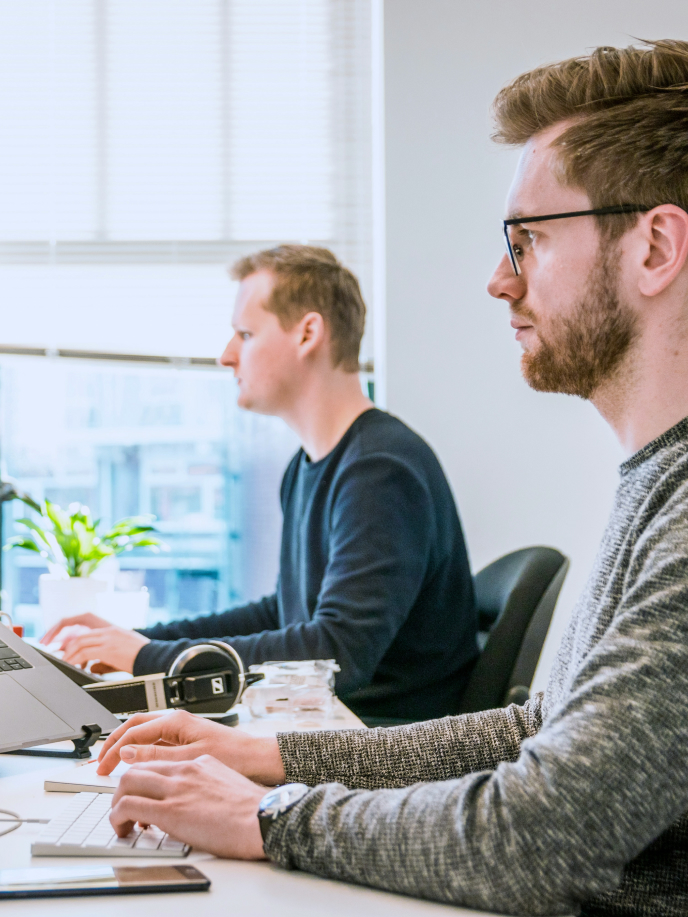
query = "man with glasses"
(96, 39, 688, 916)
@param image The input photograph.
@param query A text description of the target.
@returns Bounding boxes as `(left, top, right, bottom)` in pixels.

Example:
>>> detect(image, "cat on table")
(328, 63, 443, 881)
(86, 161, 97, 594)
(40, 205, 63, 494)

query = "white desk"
(0, 701, 501, 917)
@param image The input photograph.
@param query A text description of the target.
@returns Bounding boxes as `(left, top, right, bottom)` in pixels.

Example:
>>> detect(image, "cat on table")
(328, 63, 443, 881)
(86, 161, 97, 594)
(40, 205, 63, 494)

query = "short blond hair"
(492, 40, 688, 239)
(231, 245, 366, 372)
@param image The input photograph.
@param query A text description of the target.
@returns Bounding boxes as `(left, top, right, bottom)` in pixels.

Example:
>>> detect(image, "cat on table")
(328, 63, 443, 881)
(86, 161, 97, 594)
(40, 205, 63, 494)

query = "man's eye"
(240, 332, 251, 341)
(512, 230, 536, 259)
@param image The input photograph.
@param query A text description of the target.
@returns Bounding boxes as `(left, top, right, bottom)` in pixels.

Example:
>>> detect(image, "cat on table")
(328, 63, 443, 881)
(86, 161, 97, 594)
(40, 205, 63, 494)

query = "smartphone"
(0, 864, 210, 899)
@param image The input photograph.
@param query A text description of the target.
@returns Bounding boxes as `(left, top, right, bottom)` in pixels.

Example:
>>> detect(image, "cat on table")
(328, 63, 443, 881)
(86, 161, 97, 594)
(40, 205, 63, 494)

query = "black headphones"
(168, 641, 264, 714)
(83, 641, 264, 720)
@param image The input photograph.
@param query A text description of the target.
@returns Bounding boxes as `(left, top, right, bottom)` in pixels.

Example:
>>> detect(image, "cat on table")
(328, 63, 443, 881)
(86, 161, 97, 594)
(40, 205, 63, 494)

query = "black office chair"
(360, 545, 569, 728)
(455, 545, 569, 714)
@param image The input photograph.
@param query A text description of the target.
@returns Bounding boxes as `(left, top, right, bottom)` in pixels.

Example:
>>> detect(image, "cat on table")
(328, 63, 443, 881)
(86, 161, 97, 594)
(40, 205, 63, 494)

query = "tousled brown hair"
(492, 40, 688, 239)
(231, 245, 365, 372)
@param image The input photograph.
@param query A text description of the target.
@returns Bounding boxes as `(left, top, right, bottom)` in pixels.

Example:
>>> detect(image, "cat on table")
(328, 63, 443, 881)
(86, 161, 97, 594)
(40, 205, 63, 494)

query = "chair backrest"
(456, 546, 569, 714)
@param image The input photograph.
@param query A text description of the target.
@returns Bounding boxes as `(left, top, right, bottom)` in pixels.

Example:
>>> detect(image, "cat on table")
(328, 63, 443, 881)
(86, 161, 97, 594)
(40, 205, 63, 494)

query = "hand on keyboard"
(32, 793, 189, 858)
(110, 754, 267, 860)
(97, 709, 286, 786)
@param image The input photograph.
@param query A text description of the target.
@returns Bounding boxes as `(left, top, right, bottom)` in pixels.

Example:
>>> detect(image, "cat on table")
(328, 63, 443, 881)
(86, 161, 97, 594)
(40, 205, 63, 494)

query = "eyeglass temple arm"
(503, 205, 651, 227)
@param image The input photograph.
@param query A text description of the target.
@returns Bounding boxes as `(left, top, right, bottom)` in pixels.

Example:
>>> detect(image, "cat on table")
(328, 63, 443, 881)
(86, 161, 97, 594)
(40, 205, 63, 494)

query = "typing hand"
(41, 612, 113, 646)
(97, 709, 286, 786)
(109, 755, 267, 860)
(59, 625, 149, 674)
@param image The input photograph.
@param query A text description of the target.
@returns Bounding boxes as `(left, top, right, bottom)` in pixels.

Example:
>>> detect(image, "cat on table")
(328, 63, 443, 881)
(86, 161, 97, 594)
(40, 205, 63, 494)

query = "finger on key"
(110, 796, 165, 838)
(113, 764, 174, 804)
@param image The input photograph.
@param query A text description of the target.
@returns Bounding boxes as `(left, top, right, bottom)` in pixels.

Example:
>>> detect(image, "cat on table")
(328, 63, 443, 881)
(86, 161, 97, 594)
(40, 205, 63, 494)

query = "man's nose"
(487, 254, 526, 305)
(219, 337, 238, 367)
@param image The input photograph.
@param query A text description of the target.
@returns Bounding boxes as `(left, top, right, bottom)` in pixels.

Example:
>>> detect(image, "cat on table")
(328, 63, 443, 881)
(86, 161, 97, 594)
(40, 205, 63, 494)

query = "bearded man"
(96, 40, 688, 916)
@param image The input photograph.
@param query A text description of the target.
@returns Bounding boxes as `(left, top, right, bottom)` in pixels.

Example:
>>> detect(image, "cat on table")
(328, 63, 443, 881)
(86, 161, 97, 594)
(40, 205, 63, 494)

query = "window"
(0, 1, 373, 635)
(0, 0, 373, 359)
(0, 356, 299, 634)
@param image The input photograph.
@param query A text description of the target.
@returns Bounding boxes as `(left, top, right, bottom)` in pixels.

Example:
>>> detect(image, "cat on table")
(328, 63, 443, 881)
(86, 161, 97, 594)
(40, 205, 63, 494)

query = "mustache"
(510, 300, 538, 324)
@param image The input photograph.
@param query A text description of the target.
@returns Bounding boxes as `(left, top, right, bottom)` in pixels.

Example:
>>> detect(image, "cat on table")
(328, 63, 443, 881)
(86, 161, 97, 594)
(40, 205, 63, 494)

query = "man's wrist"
(131, 638, 159, 677)
(257, 783, 310, 843)
(249, 737, 286, 785)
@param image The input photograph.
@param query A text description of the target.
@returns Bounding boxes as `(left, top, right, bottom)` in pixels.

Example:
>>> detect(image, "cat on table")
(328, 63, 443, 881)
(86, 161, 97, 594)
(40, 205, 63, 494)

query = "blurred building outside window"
(0, 357, 299, 636)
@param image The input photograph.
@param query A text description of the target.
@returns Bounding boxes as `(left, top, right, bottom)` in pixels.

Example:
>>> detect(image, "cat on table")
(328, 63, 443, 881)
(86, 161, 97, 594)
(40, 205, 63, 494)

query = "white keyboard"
(31, 792, 190, 858)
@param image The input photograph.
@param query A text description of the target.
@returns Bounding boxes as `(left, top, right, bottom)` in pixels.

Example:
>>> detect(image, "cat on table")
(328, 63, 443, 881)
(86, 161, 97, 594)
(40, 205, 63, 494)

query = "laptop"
(0, 623, 120, 754)
(33, 645, 105, 687)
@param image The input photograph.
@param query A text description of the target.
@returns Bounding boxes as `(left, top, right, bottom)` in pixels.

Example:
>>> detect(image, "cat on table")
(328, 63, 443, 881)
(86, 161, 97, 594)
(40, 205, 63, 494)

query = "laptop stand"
(7, 723, 102, 759)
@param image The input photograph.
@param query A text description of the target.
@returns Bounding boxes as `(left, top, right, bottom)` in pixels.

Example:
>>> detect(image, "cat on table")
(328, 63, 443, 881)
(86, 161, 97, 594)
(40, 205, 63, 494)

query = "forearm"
(235, 736, 286, 786)
(138, 596, 279, 641)
(277, 695, 543, 789)
(133, 596, 280, 675)
(266, 693, 688, 917)
(265, 771, 584, 916)
(267, 579, 688, 912)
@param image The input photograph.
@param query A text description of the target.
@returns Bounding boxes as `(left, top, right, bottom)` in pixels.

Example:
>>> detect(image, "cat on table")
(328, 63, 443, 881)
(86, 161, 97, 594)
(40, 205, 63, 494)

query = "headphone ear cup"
(203, 641, 246, 678)
(168, 643, 237, 677)
(168, 643, 245, 713)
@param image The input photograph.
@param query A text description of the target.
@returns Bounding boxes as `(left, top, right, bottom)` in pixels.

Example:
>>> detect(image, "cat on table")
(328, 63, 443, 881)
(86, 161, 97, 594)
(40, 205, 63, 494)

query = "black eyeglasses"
(502, 204, 652, 276)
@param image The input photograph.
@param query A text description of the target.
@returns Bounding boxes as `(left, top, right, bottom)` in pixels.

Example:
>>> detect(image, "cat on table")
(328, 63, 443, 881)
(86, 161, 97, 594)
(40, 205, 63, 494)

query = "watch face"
(260, 783, 310, 821)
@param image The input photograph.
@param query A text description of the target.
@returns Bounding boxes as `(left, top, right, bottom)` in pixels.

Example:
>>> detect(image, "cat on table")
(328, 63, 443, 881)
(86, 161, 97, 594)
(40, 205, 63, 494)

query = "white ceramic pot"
(38, 575, 108, 632)
(95, 589, 150, 630)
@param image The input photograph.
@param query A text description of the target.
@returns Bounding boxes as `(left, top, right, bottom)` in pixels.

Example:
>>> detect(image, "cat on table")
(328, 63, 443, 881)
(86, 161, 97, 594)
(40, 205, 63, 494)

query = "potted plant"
(5, 500, 165, 630)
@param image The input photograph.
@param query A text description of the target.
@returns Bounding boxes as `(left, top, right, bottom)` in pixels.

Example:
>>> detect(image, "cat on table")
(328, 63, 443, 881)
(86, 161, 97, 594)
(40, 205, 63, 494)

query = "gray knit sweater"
(265, 416, 688, 916)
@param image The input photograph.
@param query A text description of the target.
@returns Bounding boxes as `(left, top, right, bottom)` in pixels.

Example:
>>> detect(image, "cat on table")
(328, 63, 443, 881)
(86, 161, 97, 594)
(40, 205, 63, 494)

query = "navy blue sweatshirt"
(134, 409, 478, 720)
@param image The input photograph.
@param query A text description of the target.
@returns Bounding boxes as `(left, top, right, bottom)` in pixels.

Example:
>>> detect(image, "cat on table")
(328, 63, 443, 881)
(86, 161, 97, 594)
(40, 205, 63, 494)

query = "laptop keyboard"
(32, 792, 190, 858)
(0, 639, 32, 673)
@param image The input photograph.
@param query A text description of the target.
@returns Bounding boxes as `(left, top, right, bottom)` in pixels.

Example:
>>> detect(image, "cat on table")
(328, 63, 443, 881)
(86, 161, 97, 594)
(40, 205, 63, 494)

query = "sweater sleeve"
(264, 497, 688, 915)
(133, 595, 279, 675)
(277, 693, 543, 789)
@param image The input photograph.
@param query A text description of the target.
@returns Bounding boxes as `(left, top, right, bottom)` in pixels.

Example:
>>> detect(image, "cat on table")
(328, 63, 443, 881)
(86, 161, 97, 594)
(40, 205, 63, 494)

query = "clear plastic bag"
(242, 660, 340, 724)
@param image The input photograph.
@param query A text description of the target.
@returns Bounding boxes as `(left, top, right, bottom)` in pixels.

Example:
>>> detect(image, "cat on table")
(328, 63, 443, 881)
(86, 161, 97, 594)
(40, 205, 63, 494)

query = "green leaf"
(105, 514, 156, 531)
(12, 499, 167, 575)
(73, 520, 97, 557)
(44, 500, 71, 535)
(4, 537, 46, 556)
(15, 517, 53, 548)
(130, 536, 163, 548)
(16, 492, 41, 514)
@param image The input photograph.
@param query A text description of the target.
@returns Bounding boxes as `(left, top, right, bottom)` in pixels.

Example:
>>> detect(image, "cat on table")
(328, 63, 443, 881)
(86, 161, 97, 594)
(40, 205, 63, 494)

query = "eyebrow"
(504, 213, 547, 226)
(503, 213, 542, 228)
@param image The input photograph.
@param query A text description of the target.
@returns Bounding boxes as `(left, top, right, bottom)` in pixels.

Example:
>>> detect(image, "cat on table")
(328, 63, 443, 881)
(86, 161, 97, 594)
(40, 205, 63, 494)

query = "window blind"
(0, 0, 372, 357)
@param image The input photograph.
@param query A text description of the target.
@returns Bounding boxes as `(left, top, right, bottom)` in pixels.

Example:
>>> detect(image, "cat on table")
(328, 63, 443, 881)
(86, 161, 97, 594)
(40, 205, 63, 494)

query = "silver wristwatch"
(257, 783, 310, 842)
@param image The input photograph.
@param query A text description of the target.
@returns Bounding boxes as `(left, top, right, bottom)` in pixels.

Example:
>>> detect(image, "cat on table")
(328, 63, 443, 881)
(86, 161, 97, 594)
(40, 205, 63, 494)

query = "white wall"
(381, 1, 688, 690)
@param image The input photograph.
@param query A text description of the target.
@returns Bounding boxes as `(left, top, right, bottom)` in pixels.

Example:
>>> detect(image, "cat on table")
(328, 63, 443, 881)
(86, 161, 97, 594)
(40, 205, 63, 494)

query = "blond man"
(45, 245, 477, 722)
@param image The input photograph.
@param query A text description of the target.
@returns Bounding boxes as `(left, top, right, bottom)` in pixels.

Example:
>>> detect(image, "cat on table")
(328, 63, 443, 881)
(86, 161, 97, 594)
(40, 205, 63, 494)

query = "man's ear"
(637, 205, 688, 298)
(295, 311, 327, 359)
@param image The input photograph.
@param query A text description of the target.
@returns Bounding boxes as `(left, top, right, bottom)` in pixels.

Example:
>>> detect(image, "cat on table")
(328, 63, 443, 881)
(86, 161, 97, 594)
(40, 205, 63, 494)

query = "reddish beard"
(515, 249, 638, 400)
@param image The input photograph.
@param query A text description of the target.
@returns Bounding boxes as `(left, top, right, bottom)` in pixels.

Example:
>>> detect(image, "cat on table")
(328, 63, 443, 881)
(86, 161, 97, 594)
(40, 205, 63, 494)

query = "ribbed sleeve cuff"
(132, 638, 191, 676)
